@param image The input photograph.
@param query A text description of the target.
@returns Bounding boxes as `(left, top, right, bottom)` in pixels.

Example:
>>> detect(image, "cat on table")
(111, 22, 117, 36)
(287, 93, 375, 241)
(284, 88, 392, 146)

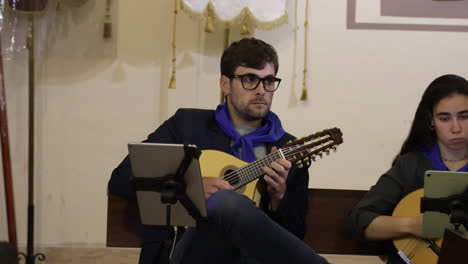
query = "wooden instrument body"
(392, 189, 442, 264)
(200, 150, 261, 204)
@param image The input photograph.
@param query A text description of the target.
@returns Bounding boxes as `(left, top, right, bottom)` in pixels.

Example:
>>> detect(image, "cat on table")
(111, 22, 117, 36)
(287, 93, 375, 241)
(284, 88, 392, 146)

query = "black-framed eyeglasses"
(230, 73, 281, 92)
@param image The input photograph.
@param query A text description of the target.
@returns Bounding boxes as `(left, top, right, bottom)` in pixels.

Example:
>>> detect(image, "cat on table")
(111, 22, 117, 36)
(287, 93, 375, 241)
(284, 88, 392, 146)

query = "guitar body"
(392, 189, 442, 264)
(199, 150, 262, 204)
(197, 128, 343, 206)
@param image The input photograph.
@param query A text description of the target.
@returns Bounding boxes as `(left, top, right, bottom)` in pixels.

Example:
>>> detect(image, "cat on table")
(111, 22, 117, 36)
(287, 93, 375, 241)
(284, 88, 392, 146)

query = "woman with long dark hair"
(348, 74, 468, 263)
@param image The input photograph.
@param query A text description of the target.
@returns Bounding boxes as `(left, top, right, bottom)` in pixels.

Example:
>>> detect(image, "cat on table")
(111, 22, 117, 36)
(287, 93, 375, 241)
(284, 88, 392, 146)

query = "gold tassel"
(300, 86, 308, 100)
(168, 0, 178, 89)
(241, 22, 250, 35)
(300, 67, 308, 100)
(205, 13, 215, 33)
(103, 0, 112, 39)
(300, 0, 310, 101)
(299, 91, 307, 101)
(168, 70, 176, 89)
(169, 41, 177, 89)
(289, 0, 300, 108)
(220, 26, 230, 103)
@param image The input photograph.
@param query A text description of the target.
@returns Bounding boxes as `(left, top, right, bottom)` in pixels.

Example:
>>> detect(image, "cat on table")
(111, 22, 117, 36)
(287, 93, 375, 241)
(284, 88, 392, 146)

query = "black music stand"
(420, 170, 468, 238)
(421, 187, 468, 232)
(128, 143, 207, 227)
(438, 229, 468, 264)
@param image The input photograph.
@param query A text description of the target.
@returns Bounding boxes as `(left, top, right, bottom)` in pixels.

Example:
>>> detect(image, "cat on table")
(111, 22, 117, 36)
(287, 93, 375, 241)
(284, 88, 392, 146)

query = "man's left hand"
(263, 146, 291, 211)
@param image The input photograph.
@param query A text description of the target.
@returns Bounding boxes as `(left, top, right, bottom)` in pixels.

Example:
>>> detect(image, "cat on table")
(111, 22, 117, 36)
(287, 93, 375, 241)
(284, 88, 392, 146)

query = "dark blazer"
(108, 108, 310, 264)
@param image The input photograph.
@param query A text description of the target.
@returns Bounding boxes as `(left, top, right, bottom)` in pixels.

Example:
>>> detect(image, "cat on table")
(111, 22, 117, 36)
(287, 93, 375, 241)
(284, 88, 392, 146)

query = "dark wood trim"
(304, 189, 385, 255)
(438, 229, 468, 264)
(106, 195, 143, 248)
(107, 188, 386, 255)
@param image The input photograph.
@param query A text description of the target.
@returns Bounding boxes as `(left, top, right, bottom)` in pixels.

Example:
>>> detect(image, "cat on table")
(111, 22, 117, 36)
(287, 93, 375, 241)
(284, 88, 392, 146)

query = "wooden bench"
(303, 189, 384, 255)
(106, 188, 385, 255)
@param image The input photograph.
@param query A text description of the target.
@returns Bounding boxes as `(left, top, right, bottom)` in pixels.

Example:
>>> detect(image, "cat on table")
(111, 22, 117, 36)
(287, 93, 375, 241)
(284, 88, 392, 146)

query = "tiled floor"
(17, 247, 385, 264)
(18, 247, 140, 264)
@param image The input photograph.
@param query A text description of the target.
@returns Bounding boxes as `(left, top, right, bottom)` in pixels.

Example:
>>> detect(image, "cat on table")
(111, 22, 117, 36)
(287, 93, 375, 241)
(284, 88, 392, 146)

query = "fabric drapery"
(180, 0, 287, 30)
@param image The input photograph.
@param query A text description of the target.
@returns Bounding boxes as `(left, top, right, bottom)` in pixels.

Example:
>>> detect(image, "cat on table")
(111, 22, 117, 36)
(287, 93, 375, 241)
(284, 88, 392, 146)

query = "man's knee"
(206, 190, 254, 219)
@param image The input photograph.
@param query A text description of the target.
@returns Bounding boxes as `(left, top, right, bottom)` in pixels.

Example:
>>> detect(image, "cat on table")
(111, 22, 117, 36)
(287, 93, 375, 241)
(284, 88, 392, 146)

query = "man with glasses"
(109, 38, 328, 264)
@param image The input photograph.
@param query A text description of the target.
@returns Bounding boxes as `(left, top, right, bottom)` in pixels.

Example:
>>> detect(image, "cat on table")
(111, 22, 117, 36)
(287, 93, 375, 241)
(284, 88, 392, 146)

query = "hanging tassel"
(300, 0, 310, 101)
(300, 67, 308, 100)
(168, 43, 177, 89)
(240, 22, 250, 35)
(205, 5, 215, 33)
(168, 1, 178, 89)
(220, 26, 230, 103)
(103, 0, 112, 39)
(205, 14, 214, 33)
(168, 71, 176, 89)
(169, 54, 176, 89)
(300, 74, 308, 101)
(300, 90, 308, 101)
(289, 0, 300, 107)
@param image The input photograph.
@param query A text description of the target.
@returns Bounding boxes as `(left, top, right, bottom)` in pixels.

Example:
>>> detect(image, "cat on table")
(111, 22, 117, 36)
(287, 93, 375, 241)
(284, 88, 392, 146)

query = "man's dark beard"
(242, 108, 268, 121)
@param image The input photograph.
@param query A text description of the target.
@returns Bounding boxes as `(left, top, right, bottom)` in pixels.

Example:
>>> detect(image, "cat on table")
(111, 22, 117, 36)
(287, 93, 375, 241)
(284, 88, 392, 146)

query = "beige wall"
(1, 0, 468, 247)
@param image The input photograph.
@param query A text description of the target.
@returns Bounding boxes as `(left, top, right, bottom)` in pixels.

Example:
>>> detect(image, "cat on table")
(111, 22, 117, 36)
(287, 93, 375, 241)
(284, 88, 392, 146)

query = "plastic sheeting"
(0, 0, 112, 61)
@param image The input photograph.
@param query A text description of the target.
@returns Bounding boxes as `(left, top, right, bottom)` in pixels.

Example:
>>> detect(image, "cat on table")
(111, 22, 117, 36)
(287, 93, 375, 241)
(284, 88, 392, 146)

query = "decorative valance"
(180, 0, 288, 31)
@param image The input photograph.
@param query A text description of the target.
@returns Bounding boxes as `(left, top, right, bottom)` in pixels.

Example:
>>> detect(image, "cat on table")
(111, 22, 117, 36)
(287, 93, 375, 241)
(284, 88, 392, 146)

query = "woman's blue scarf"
(423, 144, 468, 172)
(215, 103, 285, 162)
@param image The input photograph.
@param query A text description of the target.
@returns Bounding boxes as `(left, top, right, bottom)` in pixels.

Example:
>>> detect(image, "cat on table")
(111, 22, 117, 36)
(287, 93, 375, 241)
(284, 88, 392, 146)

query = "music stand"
(420, 170, 468, 238)
(438, 229, 468, 264)
(128, 143, 207, 227)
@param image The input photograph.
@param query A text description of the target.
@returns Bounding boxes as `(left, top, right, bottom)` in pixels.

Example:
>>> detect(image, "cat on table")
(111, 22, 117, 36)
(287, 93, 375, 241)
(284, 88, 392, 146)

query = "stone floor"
(15, 247, 385, 264)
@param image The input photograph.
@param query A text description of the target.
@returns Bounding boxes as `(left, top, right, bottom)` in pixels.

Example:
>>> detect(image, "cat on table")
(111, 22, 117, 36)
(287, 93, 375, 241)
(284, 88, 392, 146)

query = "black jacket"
(347, 152, 430, 264)
(108, 108, 310, 263)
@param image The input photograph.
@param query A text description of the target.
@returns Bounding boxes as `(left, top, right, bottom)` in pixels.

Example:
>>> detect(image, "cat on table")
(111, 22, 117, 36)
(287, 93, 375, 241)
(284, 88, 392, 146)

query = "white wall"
(1, 0, 468, 246)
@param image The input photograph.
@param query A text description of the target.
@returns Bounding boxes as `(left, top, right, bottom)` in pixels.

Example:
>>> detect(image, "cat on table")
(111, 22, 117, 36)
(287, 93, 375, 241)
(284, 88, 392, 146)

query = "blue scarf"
(423, 144, 468, 172)
(215, 103, 285, 162)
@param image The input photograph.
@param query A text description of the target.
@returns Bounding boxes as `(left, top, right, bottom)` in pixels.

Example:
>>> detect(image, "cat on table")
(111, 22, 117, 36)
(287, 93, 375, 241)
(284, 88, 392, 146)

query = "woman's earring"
(430, 124, 435, 130)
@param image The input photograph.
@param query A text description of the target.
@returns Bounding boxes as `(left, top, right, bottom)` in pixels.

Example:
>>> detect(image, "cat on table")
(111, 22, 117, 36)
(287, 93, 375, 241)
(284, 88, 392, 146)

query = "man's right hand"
(202, 177, 234, 200)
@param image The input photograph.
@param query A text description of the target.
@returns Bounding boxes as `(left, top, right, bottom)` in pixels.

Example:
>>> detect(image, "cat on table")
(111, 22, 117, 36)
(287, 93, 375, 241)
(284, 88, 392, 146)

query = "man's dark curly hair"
(220, 38, 279, 77)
